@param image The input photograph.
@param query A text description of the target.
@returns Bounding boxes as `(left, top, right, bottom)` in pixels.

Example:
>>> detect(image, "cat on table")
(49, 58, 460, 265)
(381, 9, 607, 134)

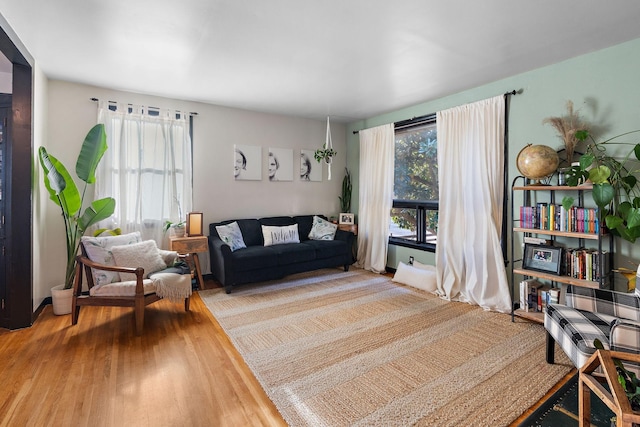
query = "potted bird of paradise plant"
(39, 124, 115, 314)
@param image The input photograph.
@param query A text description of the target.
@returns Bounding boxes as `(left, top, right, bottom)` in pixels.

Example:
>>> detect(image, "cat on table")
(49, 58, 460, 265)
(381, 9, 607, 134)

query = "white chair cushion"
(89, 279, 157, 297)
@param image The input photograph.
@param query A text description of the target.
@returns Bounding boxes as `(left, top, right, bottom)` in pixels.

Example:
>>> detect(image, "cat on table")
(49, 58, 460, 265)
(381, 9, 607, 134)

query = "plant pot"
(170, 225, 186, 238)
(51, 284, 73, 315)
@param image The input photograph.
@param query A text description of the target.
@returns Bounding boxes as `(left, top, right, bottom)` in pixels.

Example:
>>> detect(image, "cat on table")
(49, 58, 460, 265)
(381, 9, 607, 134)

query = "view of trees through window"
(391, 120, 439, 246)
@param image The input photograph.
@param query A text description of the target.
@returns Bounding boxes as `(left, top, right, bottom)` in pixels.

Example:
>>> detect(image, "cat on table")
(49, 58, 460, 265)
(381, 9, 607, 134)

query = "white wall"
(41, 80, 347, 289)
(32, 64, 49, 309)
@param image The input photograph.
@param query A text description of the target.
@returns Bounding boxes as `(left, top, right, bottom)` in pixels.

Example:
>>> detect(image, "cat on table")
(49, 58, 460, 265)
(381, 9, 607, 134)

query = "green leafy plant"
(39, 124, 116, 289)
(339, 168, 352, 212)
(314, 148, 336, 163)
(562, 129, 640, 243)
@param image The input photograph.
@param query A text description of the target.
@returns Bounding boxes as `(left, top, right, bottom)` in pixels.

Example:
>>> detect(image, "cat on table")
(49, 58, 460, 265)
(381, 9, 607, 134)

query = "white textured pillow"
(216, 221, 247, 252)
(308, 215, 338, 240)
(111, 240, 167, 281)
(81, 231, 142, 286)
(392, 261, 437, 293)
(262, 224, 300, 246)
(413, 260, 437, 273)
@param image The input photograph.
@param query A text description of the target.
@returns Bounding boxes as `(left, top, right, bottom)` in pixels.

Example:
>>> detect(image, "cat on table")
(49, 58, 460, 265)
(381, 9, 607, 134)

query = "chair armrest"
(610, 318, 640, 354)
(77, 255, 144, 276)
(77, 255, 146, 295)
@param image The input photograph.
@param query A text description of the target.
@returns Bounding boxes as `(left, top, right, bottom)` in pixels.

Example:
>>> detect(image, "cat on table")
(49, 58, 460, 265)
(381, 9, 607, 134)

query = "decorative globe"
(516, 144, 560, 182)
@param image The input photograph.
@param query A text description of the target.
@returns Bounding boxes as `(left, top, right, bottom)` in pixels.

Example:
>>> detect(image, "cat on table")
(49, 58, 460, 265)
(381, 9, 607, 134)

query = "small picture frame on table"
(522, 244, 563, 275)
(339, 213, 355, 225)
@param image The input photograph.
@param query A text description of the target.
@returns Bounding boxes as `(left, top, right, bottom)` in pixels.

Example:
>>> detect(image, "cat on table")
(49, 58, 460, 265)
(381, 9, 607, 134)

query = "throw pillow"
(413, 260, 437, 273)
(392, 261, 438, 293)
(262, 224, 300, 246)
(308, 215, 338, 240)
(215, 221, 247, 252)
(81, 231, 142, 286)
(111, 240, 168, 282)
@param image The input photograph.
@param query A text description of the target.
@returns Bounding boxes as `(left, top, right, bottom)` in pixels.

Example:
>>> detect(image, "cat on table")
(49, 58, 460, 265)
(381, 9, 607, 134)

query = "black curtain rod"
(90, 97, 198, 116)
(352, 89, 519, 134)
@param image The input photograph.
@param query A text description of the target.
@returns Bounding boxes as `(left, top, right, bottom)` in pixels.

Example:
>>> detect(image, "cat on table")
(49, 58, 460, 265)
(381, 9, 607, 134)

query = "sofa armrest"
(610, 318, 640, 354)
(566, 285, 640, 321)
(208, 236, 233, 286)
(334, 229, 354, 244)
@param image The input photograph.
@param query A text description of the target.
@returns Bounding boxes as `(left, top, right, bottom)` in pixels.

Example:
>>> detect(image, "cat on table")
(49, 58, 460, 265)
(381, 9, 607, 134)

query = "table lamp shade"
(186, 212, 203, 236)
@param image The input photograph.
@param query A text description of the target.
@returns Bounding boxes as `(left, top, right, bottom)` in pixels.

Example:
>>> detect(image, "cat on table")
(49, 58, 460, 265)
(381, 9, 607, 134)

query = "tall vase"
(51, 284, 73, 315)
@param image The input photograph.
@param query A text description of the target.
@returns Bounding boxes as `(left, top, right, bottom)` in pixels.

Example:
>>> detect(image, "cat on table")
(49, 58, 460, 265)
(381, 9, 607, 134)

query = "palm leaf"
(76, 123, 108, 184)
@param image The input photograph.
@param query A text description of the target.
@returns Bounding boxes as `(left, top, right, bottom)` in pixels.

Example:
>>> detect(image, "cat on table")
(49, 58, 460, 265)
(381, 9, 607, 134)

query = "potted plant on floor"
(39, 124, 116, 314)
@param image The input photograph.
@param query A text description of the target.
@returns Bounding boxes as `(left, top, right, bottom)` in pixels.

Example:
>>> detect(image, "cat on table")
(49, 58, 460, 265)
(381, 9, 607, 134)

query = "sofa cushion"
(216, 221, 247, 251)
(308, 215, 338, 240)
(234, 219, 263, 247)
(231, 246, 278, 271)
(293, 215, 315, 241)
(302, 239, 348, 259)
(259, 216, 297, 227)
(268, 243, 315, 264)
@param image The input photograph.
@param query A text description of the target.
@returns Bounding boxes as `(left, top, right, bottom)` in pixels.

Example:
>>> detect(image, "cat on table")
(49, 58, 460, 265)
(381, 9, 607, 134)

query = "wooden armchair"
(72, 235, 192, 335)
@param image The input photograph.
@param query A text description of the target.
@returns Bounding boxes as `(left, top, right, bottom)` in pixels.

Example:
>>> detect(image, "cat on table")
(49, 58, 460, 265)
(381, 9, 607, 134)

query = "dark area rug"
(518, 373, 615, 426)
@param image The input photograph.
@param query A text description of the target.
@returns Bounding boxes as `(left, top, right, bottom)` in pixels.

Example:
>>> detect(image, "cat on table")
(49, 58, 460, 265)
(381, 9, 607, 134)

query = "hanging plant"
(314, 148, 337, 163)
(315, 116, 336, 179)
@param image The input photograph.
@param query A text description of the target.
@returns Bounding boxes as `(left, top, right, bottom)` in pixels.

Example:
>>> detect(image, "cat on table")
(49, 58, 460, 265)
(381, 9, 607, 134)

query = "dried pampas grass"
(543, 100, 589, 164)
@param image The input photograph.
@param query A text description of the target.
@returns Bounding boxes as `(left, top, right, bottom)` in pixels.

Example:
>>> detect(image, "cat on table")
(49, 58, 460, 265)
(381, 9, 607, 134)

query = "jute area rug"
(200, 268, 572, 426)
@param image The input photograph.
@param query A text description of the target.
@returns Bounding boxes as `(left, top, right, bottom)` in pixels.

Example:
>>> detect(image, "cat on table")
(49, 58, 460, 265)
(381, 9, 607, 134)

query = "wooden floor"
(0, 279, 286, 427)
(0, 275, 569, 427)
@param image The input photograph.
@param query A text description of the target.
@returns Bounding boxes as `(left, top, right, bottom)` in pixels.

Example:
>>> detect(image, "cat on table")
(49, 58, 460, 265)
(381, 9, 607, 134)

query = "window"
(96, 103, 193, 245)
(390, 114, 438, 251)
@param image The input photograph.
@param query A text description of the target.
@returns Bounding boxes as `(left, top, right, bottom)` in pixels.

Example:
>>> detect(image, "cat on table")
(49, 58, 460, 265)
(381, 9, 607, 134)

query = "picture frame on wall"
(300, 149, 322, 182)
(268, 147, 293, 181)
(522, 244, 563, 275)
(339, 213, 355, 225)
(234, 144, 262, 180)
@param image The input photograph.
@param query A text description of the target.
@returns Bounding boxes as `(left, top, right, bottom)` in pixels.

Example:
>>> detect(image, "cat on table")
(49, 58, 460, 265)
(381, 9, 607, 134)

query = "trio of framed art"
(234, 144, 322, 182)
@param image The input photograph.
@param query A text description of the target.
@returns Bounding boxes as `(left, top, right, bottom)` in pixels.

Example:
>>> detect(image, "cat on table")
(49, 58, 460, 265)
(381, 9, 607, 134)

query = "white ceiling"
(1, 0, 640, 122)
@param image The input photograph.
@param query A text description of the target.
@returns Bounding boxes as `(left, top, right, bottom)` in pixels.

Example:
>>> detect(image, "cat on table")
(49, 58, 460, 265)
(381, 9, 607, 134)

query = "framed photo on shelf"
(339, 213, 354, 225)
(522, 244, 563, 275)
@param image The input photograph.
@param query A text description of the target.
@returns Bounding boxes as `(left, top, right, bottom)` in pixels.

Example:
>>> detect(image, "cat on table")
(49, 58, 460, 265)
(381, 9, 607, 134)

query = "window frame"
(389, 114, 438, 253)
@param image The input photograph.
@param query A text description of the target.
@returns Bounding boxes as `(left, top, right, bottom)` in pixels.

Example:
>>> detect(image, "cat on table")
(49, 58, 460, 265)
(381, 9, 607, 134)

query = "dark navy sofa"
(208, 215, 355, 293)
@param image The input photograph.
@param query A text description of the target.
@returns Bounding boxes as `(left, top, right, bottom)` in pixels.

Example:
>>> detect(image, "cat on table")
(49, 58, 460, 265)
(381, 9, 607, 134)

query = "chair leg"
(185, 297, 190, 312)
(546, 331, 555, 364)
(135, 298, 145, 336)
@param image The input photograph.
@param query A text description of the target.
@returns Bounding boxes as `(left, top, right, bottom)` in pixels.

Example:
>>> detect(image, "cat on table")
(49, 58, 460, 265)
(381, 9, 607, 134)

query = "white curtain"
(435, 95, 511, 312)
(356, 124, 395, 273)
(96, 102, 193, 248)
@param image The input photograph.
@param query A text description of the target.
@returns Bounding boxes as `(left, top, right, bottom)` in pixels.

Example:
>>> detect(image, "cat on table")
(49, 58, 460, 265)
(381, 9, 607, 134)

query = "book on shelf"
(519, 279, 545, 312)
(518, 204, 599, 234)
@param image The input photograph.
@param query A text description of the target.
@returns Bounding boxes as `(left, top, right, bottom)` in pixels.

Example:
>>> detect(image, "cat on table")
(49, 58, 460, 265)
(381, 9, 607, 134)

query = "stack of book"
(519, 279, 561, 312)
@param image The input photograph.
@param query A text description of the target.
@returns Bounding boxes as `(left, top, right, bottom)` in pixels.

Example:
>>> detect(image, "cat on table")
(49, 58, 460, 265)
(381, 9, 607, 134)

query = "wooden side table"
(169, 235, 208, 290)
(579, 349, 640, 426)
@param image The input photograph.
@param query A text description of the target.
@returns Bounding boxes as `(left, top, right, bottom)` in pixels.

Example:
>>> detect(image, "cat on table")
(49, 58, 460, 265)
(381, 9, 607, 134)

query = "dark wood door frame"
(0, 24, 33, 330)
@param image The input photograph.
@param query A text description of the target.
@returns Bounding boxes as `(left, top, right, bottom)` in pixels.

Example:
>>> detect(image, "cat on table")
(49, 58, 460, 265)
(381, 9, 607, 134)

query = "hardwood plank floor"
(0, 280, 286, 427)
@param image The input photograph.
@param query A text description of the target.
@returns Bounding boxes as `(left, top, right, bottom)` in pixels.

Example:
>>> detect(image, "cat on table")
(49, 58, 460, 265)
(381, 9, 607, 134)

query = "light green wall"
(346, 37, 640, 290)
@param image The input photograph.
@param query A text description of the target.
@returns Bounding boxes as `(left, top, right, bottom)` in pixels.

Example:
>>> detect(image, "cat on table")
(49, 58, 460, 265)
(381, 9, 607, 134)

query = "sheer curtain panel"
(96, 102, 193, 247)
(435, 96, 511, 312)
(356, 124, 395, 273)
